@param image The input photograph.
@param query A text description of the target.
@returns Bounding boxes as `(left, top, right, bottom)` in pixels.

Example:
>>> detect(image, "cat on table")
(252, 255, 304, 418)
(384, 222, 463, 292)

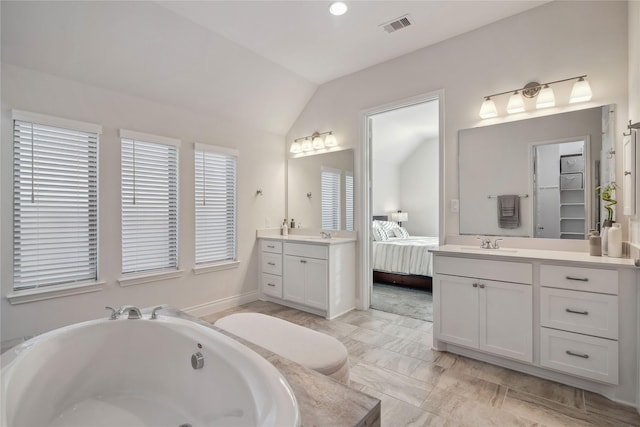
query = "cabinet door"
(479, 280, 533, 362)
(435, 275, 478, 348)
(283, 255, 305, 304)
(304, 258, 328, 309)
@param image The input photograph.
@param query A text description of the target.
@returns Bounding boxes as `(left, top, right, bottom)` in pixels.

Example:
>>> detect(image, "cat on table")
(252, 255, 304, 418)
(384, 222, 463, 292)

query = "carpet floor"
(371, 282, 433, 322)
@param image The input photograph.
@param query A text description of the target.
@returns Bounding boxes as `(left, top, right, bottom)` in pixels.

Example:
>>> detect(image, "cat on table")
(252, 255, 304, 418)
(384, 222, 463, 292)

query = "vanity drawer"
(284, 242, 328, 260)
(540, 328, 618, 385)
(540, 265, 618, 294)
(434, 256, 532, 284)
(261, 273, 283, 298)
(540, 288, 618, 339)
(261, 240, 282, 254)
(261, 253, 282, 275)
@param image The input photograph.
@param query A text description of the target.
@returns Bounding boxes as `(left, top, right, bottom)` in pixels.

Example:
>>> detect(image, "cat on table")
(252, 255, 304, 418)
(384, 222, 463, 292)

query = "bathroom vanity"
(432, 246, 638, 406)
(258, 235, 356, 319)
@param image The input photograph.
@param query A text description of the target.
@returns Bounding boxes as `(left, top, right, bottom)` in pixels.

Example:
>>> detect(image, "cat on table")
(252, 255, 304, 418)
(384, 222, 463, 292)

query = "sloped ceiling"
(1, 1, 547, 135)
(1, 1, 316, 135)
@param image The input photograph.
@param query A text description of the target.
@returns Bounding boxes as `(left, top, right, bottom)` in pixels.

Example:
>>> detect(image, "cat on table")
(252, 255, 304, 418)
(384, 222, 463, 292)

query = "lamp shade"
(290, 141, 302, 154)
(536, 85, 555, 109)
(479, 98, 498, 119)
(570, 78, 592, 103)
(390, 211, 408, 222)
(507, 91, 525, 114)
(324, 133, 338, 147)
(312, 135, 324, 149)
(301, 138, 313, 152)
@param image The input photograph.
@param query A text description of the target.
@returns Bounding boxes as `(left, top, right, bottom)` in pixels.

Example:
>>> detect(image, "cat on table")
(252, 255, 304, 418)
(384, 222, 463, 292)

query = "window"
(121, 130, 179, 275)
(12, 111, 100, 291)
(321, 167, 341, 230)
(345, 172, 354, 231)
(194, 144, 238, 265)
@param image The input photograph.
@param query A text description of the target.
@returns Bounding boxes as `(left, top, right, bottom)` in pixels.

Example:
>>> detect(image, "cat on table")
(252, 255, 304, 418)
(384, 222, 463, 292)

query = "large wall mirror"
(459, 105, 615, 239)
(287, 149, 354, 230)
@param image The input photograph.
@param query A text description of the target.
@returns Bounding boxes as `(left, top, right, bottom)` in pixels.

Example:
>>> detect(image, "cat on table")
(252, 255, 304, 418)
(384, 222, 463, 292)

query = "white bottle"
(608, 223, 622, 258)
(282, 218, 288, 237)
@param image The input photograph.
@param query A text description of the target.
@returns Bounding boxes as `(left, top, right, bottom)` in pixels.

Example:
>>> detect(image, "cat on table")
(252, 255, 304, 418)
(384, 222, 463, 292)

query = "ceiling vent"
(380, 14, 413, 34)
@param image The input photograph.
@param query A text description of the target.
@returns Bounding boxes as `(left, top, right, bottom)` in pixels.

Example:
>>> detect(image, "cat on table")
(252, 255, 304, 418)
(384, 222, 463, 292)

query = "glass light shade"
(506, 92, 525, 114)
(290, 141, 302, 154)
(536, 85, 555, 109)
(329, 2, 348, 16)
(324, 133, 338, 147)
(301, 138, 313, 152)
(312, 136, 324, 149)
(479, 98, 498, 119)
(570, 78, 592, 103)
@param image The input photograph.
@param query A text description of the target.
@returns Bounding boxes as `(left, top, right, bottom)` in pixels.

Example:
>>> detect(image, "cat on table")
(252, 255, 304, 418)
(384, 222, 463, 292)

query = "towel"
(498, 195, 520, 229)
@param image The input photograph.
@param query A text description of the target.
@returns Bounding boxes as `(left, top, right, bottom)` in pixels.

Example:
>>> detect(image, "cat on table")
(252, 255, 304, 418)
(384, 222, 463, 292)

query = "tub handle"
(150, 306, 163, 320)
(105, 306, 118, 320)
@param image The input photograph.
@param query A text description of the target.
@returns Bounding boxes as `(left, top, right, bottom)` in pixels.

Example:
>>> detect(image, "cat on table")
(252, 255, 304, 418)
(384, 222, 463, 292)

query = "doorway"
(359, 92, 443, 320)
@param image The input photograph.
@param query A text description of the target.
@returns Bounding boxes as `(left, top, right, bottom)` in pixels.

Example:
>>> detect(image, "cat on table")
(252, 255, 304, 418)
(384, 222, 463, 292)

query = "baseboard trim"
(182, 291, 259, 318)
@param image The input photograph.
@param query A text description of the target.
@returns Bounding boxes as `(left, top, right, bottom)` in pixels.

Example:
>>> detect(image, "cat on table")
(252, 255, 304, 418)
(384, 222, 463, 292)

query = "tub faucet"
(118, 305, 143, 320)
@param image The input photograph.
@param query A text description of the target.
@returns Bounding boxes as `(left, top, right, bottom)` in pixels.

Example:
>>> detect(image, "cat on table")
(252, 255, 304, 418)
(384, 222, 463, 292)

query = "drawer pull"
(565, 308, 589, 315)
(300, 259, 307, 264)
(267, 262, 276, 266)
(472, 283, 478, 288)
(566, 350, 590, 359)
(478, 283, 485, 289)
(566, 276, 589, 282)
(267, 245, 275, 249)
(267, 283, 276, 287)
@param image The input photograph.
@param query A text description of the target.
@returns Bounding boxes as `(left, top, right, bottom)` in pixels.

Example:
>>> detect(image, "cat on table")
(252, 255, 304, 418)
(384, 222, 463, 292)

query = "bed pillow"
(373, 220, 400, 233)
(371, 226, 390, 241)
(392, 227, 410, 238)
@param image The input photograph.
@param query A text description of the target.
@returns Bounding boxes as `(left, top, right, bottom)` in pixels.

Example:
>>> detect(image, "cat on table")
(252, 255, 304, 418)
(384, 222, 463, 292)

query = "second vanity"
(258, 234, 356, 319)
(432, 245, 638, 406)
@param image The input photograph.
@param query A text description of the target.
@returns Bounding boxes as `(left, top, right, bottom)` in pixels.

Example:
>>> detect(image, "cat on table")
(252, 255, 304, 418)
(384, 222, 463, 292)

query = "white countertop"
(432, 245, 639, 269)
(259, 235, 357, 245)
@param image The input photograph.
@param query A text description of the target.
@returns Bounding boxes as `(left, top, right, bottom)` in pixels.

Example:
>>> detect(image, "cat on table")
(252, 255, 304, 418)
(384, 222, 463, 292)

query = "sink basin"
(458, 247, 518, 254)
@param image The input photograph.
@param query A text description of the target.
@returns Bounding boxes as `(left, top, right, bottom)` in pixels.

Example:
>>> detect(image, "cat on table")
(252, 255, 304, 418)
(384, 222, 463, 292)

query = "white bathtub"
(1, 314, 299, 427)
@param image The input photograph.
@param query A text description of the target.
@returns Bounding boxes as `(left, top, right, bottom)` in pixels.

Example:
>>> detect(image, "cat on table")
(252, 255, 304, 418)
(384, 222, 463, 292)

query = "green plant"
(596, 182, 617, 222)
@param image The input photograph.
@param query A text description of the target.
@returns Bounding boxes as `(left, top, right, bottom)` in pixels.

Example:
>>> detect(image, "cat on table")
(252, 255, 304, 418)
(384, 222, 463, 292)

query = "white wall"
(1, 64, 285, 344)
(371, 158, 399, 215)
(628, 1, 640, 247)
(286, 1, 628, 246)
(399, 138, 439, 236)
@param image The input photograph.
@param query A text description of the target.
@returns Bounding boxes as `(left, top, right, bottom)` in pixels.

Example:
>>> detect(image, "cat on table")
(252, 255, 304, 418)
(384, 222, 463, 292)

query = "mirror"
(287, 149, 354, 230)
(459, 105, 615, 238)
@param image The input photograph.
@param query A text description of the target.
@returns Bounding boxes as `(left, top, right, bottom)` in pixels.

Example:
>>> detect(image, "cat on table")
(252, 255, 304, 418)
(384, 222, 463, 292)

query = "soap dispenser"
(282, 218, 288, 236)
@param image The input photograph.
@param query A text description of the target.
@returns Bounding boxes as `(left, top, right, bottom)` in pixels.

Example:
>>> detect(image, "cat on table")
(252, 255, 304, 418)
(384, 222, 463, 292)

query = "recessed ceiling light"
(329, 2, 348, 16)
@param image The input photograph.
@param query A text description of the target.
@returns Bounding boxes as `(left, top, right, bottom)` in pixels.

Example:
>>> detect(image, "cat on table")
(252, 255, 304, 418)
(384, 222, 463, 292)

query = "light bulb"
(329, 2, 348, 16)
(536, 85, 555, 109)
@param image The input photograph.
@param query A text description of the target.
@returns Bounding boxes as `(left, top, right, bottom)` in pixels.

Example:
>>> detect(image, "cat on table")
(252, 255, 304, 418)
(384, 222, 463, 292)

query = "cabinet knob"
(478, 283, 485, 289)
(472, 283, 478, 288)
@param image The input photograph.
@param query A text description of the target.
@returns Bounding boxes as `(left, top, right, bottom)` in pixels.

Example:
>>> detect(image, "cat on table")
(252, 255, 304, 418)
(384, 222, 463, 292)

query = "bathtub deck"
(164, 306, 381, 427)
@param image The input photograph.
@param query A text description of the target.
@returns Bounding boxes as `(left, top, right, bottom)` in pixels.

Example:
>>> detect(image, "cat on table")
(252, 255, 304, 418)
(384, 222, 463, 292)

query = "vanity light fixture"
(479, 75, 591, 119)
(291, 131, 338, 154)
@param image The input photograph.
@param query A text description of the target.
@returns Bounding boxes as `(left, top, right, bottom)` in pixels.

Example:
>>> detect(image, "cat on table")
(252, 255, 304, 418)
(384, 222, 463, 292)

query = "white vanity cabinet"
(432, 246, 639, 408)
(435, 256, 533, 362)
(258, 237, 356, 319)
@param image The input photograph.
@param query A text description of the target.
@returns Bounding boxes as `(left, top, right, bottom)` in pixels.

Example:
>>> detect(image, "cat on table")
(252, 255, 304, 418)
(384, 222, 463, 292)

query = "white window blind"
(321, 167, 341, 230)
(195, 144, 237, 265)
(345, 172, 354, 231)
(13, 118, 99, 290)
(121, 132, 179, 274)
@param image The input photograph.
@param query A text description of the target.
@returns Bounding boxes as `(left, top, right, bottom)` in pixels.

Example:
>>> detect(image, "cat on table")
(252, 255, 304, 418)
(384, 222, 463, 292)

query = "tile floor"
(202, 301, 640, 427)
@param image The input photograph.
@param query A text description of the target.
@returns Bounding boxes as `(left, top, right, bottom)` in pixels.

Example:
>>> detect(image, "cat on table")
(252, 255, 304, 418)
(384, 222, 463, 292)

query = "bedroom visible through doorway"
(369, 98, 440, 322)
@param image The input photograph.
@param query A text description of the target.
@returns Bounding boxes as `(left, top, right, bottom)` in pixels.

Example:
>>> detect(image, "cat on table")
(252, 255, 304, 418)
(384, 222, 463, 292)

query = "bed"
(371, 216, 439, 290)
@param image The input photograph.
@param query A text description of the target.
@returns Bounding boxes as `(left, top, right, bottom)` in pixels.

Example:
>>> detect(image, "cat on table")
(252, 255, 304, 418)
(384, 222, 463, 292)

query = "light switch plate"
(450, 199, 459, 213)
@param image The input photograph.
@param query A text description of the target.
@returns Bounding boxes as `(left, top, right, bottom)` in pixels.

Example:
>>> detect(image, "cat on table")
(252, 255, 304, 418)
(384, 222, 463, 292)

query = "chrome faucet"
(476, 237, 503, 249)
(118, 305, 143, 320)
(492, 238, 503, 249)
(320, 231, 332, 239)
